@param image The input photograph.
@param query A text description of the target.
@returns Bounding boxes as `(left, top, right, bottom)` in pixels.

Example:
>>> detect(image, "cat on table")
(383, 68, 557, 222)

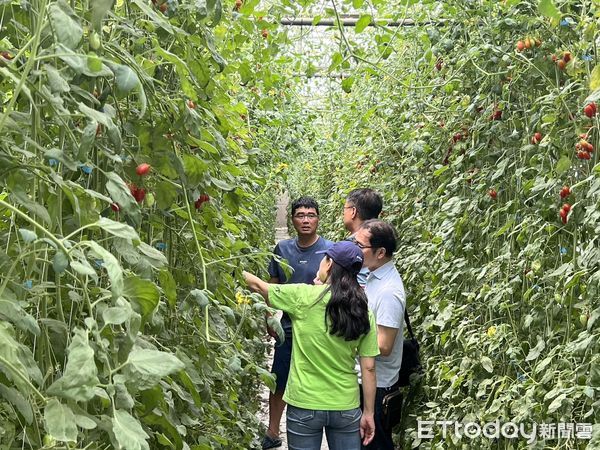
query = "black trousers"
(359, 385, 396, 450)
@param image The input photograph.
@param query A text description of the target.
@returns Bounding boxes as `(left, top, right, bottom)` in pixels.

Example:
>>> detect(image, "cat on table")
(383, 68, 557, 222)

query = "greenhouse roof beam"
(280, 17, 422, 27)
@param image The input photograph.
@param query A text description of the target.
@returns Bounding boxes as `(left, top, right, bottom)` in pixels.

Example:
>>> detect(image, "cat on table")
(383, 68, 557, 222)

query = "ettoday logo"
(417, 420, 593, 443)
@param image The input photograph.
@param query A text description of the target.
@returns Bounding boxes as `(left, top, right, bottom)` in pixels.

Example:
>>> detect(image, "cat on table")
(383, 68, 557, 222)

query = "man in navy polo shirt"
(262, 197, 333, 450)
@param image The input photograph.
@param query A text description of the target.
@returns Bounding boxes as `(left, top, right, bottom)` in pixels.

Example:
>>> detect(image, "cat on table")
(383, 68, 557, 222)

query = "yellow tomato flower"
(236, 292, 251, 305)
(235, 292, 245, 305)
(487, 326, 497, 338)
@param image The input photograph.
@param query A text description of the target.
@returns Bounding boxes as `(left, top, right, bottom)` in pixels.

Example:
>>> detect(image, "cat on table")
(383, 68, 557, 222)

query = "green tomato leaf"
(48, 0, 83, 49)
(18, 229, 37, 243)
(341, 76, 355, 93)
(211, 177, 235, 191)
(154, 181, 178, 210)
(75, 414, 97, 430)
(190, 289, 210, 307)
(55, 44, 112, 76)
(525, 336, 546, 361)
(0, 384, 33, 424)
(95, 217, 140, 243)
(53, 251, 69, 274)
(70, 259, 98, 282)
(547, 393, 567, 414)
(45, 148, 79, 171)
(590, 65, 600, 91)
(78, 103, 114, 128)
(107, 63, 140, 97)
(105, 172, 141, 227)
(158, 270, 177, 308)
(47, 329, 100, 401)
(539, 0, 561, 24)
(328, 52, 343, 72)
(91, 0, 114, 30)
(84, 240, 124, 298)
(123, 348, 185, 390)
(555, 155, 572, 175)
(130, 0, 174, 33)
(102, 306, 131, 325)
(207, 0, 222, 26)
(123, 275, 160, 318)
(256, 366, 276, 393)
(0, 294, 40, 336)
(481, 356, 493, 373)
(136, 242, 168, 269)
(112, 409, 150, 450)
(44, 399, 78, 443)
(266, 316, 285, 344)
(10, 189, 52, 226)
(45, 64, 70, 93)
(355, 15, 372, 34)
(0, 323, 41, 392)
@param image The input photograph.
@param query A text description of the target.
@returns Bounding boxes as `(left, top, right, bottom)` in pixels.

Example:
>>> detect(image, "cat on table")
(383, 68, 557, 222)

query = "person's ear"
(376, 247, 387, 260)
(325, 257, 333, 273)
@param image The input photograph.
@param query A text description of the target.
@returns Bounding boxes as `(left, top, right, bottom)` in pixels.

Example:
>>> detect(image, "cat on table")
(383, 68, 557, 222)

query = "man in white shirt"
(353, 220, 406, 450)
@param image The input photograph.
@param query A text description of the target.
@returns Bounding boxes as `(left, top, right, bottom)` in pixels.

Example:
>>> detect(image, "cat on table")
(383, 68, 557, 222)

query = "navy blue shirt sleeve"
(268, 243, 284, 281)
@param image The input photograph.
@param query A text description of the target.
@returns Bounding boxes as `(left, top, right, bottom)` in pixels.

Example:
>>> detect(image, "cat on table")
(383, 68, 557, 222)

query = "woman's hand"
(360, 411, 375, 445)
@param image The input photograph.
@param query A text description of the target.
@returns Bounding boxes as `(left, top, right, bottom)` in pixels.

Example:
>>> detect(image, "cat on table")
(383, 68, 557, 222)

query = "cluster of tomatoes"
(552, 51, 572, 71)
(194, 194, 210, 209)
(111, 163, 209, 212)
(558, 186, 572, 224)
(151, 0, 169, 14)
(576, 136, 594, 160)
(576, 103, 596, 160)
(515, 37, 542, 52)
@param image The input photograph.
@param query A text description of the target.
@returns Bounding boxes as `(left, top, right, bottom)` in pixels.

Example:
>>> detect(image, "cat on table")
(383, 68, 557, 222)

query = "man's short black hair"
(291, 196, 319, 216)
(360, 219, 397, 257)
(346, 189, 382, 221)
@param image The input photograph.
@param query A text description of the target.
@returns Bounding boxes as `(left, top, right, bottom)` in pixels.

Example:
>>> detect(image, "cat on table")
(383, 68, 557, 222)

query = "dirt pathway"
(257, 192, 329, 450)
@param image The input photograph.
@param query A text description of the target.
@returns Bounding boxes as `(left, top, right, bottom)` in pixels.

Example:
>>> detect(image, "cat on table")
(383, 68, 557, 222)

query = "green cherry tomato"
(89, 31, 101, 50)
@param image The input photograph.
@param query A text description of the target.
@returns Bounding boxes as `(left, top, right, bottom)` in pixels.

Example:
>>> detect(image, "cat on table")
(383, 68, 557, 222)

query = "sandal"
(261, 434, 282, 449)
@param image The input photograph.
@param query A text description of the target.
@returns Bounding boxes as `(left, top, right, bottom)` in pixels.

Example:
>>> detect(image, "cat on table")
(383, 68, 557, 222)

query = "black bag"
(381, 388, 403, 431)
(396, 308, 421, 387)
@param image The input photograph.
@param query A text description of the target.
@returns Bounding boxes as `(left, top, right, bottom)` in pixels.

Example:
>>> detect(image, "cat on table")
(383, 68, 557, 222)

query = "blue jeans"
(287, 405, 362, 450)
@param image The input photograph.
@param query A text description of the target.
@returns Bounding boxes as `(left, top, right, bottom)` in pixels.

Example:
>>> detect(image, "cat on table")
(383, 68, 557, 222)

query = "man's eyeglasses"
(346, 236, 373, 249)
(293, 214, 319, 220)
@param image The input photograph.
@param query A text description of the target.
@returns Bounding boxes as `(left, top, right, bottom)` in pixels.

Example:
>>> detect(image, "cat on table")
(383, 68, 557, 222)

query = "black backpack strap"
(404, 307, 415, 340)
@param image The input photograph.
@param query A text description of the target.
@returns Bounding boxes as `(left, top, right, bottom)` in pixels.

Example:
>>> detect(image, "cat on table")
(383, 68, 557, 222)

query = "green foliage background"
(0, 0, 300, 448)
(1, 0, 600, 449)
(284, 1, 600, 448)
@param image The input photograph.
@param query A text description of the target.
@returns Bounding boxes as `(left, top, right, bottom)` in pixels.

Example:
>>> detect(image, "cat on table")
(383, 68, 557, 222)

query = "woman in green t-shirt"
(244, 240, 378, 450)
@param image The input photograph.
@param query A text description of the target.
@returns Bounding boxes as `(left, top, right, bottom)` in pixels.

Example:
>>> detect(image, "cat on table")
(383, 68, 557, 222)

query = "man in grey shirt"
(354, 220, 406, 450)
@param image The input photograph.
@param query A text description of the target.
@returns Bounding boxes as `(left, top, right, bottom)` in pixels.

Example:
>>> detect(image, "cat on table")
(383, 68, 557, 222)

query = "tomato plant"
(283, 1, 600, 448)
(0, 0, 294, 448)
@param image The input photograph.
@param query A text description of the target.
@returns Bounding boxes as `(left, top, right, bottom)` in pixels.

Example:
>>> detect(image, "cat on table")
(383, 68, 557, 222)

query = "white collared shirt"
(361, 260, 406, 388)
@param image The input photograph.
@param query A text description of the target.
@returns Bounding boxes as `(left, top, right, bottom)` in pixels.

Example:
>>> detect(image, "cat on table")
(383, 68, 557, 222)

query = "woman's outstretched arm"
(359, 356, 377, 445)
(243, 271, 270, 304)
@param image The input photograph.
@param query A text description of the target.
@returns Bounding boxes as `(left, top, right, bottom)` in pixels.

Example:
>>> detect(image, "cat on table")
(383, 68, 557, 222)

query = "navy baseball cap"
(316, 241, 364, 274)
